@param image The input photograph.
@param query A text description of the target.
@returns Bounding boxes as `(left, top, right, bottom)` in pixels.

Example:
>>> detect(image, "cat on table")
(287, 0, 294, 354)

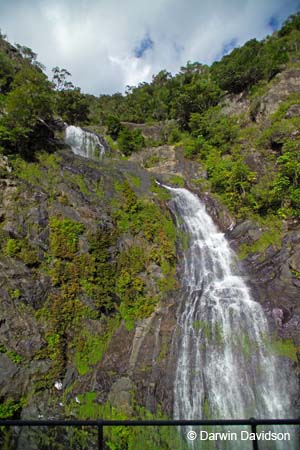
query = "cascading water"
(169, 187, 297, 449)
(65, 125, 106, 159)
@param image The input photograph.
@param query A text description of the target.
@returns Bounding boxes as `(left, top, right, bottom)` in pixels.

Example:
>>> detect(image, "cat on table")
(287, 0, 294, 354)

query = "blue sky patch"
(221, 38, 238, 56)
(268, 15, 279, 31)
(134, 34, 154, 58)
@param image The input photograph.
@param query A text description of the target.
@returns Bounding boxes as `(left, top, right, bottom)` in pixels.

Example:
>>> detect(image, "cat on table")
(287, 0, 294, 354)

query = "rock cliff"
(0, 66, 300, 449)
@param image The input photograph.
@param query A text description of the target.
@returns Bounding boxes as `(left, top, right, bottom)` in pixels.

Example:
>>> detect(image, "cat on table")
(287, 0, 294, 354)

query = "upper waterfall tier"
(64, 125, 106, 159)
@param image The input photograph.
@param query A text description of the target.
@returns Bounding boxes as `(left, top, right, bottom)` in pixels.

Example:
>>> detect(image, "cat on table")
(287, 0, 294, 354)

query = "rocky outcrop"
(1, 65, 300, 446)
(0, 145, 184, 444)
(221, 91, 250, 116)
(121, 121, 175, 142)
(255, 68, 300, 121)
(227, 221, 300, 345)
(129, 144, 206, 185)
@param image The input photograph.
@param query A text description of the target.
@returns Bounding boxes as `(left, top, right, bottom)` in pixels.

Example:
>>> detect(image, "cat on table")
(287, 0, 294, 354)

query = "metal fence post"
(249, 417, 259, 450)
(98, 419, 103, 450)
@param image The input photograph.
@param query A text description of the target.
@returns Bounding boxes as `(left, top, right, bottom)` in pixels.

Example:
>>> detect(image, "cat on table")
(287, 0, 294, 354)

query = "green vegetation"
(192, 320, 223, 346)
(5, 238, 39, 266)
(168, 175, 185, 187)
(0, 65, 54, 157)
(0, 13, 299, 223)
(0, 344, 23, 364)
(265, 335, 300, 362)
(238, 216, 283, 258)
(193, 320, 201, 333)
(144, 155, 161, 168)
(202, 398, 212, 419)
(0, 42, 90, 159)
(22, 167, 179, 383)
(74, 316, 120, 375)
(64, 394, 190, 450)
(87, 13, 300, 225)
(211, 37, 288, 93)
(127, 173, 141, 188)
(112, 180, 178, 328)
(239, 333, 252, 360)
(117, 127, 145, 156)
(49, 217, 84, 259)
(5, 238, 22, 257)
(149, 178, 171, 200)
(0, 398, 24, 419)
(105, 115, 123, 140)
(271, 339, 299, 362)
(1, 13, 300, 437)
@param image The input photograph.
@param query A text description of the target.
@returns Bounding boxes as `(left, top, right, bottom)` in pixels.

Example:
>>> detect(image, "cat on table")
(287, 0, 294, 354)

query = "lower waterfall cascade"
(169, 187, 298, 449)
(64, 125, 106, 159)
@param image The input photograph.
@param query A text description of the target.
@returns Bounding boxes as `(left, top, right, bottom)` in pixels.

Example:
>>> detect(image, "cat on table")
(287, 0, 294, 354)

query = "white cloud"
(0, 0, 299, 94)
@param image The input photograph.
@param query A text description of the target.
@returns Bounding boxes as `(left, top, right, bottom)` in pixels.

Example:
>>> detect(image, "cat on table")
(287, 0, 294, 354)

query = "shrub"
(49, 217, 84, 259)
(117, 127, 145, 156)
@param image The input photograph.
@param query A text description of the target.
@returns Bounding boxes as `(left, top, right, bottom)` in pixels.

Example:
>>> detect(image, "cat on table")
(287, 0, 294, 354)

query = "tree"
(106, 115, 123, 140)
(51, 66, 74, 91)
(211, 39, 264, 93)
(274, 140, 300, 209)
(55, 88, 89, 124)
(0, 65, 54, 154)
(152, 70, 172, 86)
(259, 37, 288, 80)
(173, 78, 222, 129)
(51, 67, 90, 124)
(117, 127, 145, 156)
(0, 50, 15, 94)
(278, 13, 300, 37)
(189, 107, 239, 152)
(15, 44, 46, 71)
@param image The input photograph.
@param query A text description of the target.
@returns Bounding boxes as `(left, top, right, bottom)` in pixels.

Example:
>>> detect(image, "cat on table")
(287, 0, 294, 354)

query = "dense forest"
(0, 12, 300, 450)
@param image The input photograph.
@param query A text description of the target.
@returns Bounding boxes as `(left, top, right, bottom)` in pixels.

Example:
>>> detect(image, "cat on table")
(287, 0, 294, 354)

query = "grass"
(74, 316, 120, 376)
(267, 336, 299, 362)
(127, 173, 141, 188)
(64, 395, 191, 450)
(168, 175, 185, 187)
(149, 179, 171, 200)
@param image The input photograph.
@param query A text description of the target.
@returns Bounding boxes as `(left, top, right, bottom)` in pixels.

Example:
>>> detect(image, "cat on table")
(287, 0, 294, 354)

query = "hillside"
(0, 13, 300, 450)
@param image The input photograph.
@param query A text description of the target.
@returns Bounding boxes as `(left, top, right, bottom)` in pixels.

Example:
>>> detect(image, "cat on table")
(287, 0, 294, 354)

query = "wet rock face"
(227, 220, 263, 247)
(125, 301, 179, 416)
(0, 144, 184, 433)
(85, 299, 179, 416)
(228, 222, 300, 342)
(290, 246, 300, 273)
(200, 192, 236, 232)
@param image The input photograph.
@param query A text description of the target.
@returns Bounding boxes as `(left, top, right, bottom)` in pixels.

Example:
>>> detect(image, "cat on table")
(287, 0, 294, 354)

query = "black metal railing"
(0, 418, 299, 450)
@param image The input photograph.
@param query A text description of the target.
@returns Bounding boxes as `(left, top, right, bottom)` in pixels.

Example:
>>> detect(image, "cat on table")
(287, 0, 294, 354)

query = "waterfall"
(65, 125, 106, 159)
(169, 187, 297, 449)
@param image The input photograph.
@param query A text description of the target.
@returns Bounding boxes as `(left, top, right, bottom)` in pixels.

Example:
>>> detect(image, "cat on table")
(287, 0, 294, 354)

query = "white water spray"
(169, 187, 297, 449)
(65, 125, 106, 159)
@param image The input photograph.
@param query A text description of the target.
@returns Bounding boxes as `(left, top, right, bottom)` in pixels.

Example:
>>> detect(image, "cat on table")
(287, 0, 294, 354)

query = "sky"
(0, 0, 299, 96)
